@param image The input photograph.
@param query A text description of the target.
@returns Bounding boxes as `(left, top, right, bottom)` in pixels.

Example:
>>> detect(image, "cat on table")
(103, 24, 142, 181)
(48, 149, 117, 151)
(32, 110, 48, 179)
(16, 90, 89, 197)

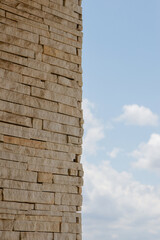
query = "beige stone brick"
(0, 42, 34, 58)
(61, 223, 81, 233)
(0, 77, 30, 95)
(51, 205, 76, 213)
(1, 2, 43, 23)
(76, 234, 82, 240)
(43, 45, 81, 64)
(31, 86, 77, 107)
(32, 0, 50, 7)
(58, 103, 82, 118)
(28, 165, 68, 176)
(40, 36, 76, 55)
(45, 81, 81, 99)
(53, 175, 83, 186)
(0, 201, 34, 211)
(55, 193, 82, 206)
(55, 193, 61, 205)
(17, 0, 42, 9)
(49, 24, 77, 41)
(54, 233, 76, 240)
(78, 170, 84, 177)
(0, 0, 83, 237)
(0, 23, 39, 43)
(28, 59, 51, 73)
(3, 189, 54, 204)
(0, 101, 71, 129)
(0, 32, 42, 52)
(42, 183, 78, 194)
(0, 111, 32, 127)
(0, 189, 2, 201)
(0, 121, 67, 144)
(35, 204, 51, 211)
(18, 215, 62, 222)
(0, 134, 3, 142)
(0, 159, 27, 170)
(17, 21, 50, 38)
(43, 120, 82, 137)
(22, 76, 45, 88)
(0, 148, 30, 163)
(69, 169, 78, 176)
(0, 220, 14, 230)
(3, 136, 45, 149)
(0, 231, 20, 240)
(58, 76, 78, 88)
(49, 2, 79, 19)
(6, 11, 47, 29)
(68, 136, 82, 145)
(33, 118, 43, 129)
(43, 18, 82, 37)
(49, 29, 81, 48)
(0, 167, 37, 183)
(21, 232, 53, 240)
(14, 220, 60, 232)
(61, 194, 82, 206)
(42, 5, 81, 25)
(50, 64, 81, 82)
(0, 9, 5, 17)
(0, 88, 58, 113)
(43, 54, 80, 73)
(0, 179, 42, 192)
(0, 213, 15, 220)
(38, 172, 53, 183)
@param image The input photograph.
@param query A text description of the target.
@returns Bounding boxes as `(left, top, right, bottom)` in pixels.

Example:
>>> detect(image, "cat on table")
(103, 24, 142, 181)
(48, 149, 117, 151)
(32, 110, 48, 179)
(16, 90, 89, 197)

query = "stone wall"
(0, 0, 83, 239)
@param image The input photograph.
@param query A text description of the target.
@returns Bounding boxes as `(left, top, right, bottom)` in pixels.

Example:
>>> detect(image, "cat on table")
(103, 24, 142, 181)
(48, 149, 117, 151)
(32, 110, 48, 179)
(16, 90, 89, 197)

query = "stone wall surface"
(0, 0, 83, 239)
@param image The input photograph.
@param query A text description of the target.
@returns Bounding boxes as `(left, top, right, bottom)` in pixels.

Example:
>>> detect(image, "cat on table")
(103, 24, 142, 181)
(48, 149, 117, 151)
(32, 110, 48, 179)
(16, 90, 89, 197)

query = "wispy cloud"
(83, 160, 160, 240)
(108, 147, 122, 158)
(115, 104, 159, 126)
(83, 99, 105, 155)
(132, 133, 160, 171)
(82, 99, 160, 240)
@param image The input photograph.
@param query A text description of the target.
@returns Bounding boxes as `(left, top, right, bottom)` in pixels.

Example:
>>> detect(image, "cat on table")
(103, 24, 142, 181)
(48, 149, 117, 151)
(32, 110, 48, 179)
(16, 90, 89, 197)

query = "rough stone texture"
(0, 0, 83, 239)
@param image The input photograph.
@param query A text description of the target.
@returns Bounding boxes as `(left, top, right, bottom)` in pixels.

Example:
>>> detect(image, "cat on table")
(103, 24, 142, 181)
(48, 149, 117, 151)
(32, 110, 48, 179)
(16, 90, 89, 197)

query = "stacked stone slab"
(0, 0, 83, 239)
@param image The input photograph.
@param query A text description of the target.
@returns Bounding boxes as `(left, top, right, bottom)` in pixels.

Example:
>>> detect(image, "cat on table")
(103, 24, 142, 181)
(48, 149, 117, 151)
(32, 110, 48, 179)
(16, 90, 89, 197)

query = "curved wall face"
(0, 0, 83, 239)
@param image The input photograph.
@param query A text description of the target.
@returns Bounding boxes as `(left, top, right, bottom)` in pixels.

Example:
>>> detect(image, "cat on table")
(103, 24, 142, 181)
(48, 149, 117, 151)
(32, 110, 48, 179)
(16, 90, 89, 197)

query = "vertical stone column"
(0, 0, 83, 239)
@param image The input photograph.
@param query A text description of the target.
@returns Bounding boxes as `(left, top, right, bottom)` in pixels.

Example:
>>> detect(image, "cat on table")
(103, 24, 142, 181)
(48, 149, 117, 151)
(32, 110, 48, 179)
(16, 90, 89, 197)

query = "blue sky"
(82, 1, 160, 239)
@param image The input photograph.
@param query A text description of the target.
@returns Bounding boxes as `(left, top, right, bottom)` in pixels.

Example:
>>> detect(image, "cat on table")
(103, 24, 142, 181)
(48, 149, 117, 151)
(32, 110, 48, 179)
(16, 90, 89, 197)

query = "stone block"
(43, 45, 81, 64)
(33, 118, 43, 129)
(0, 167, 37, 183)
(0, 189, 2, 201)
(53, 175, 83, 186)
(38, 172, 53, 183)
(0, 111, 32, 127)
(61, 223, 81, 233)
(0, 201, 34, 211)
(14, 220, 60, 232)
(0, 220, 14, 231)
(3, 189, 54, 204)
(31, 86, 77, 107)
(54, 233, 76, 240)
(40, 36, 76, 55)
(0, 231, 20, 240)
(21, 232, 53, 240)
(68, 169, 78, 176)
(0, 0, 83, 238)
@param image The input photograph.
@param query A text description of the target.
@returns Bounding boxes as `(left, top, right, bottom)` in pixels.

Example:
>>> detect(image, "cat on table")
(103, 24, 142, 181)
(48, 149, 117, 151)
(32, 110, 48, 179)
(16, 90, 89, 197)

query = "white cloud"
(82, 99, 105, 155)
(82, 99, 160, 240)
(108, 147, 122, 158)
(115, 104, 159, 126)
(132, 133, 160, 171)
(83, 160, 160, 240)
